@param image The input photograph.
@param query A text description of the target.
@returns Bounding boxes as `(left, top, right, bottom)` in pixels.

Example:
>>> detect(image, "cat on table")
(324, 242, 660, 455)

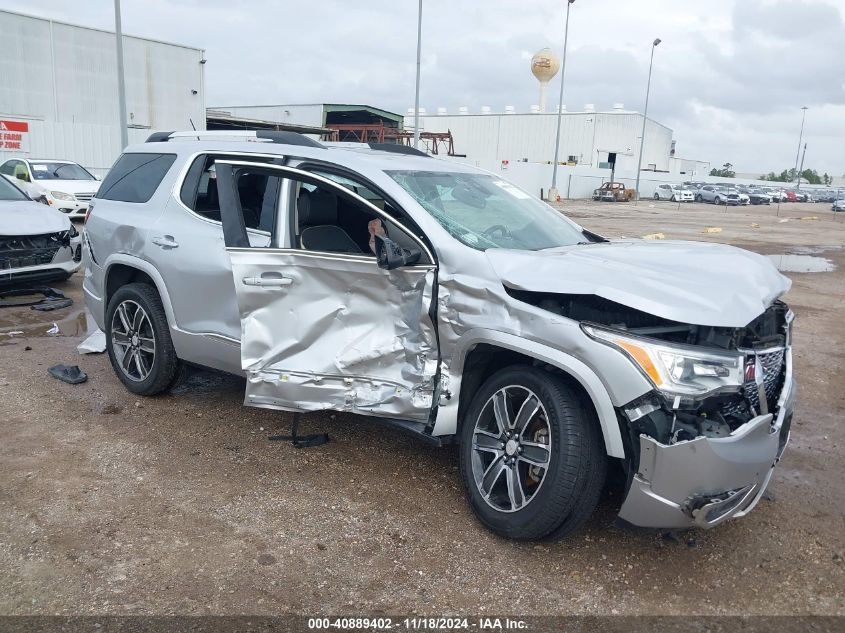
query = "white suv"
(83, 131, 796, 540)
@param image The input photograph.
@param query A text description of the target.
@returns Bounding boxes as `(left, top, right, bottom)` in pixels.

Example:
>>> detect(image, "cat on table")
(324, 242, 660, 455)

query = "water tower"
(530, 48, 560, 113)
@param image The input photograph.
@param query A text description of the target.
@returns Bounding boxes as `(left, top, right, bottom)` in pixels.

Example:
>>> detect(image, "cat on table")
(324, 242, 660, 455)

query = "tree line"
(709, 162, 834, 185)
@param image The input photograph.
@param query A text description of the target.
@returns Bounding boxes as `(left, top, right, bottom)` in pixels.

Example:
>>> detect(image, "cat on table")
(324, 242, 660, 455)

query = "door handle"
(242, 275, 293, 288)
(151, 235, 179, 249)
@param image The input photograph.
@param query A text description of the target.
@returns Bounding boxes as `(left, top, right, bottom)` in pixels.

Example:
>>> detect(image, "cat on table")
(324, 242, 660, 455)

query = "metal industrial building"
(0, 9, 205, 176)
(207, 104, 405, 141)
(417, 105, 702, 174)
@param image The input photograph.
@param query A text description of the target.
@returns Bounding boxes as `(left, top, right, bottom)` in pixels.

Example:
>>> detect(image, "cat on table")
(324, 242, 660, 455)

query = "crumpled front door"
(216, 160, 439, 421)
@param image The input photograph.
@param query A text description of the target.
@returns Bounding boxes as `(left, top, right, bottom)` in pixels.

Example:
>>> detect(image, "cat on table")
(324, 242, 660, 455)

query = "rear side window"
(97, 153, 176, 203)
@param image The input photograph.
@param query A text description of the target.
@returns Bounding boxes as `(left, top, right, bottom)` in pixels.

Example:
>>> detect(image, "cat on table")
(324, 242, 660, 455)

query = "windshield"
(30, 162, 95, 181)
(0, 176, 28, 201)
(387, 171, 588, 251)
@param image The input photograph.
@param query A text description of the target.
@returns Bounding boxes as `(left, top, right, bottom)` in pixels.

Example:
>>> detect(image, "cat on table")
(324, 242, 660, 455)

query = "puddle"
(766, 254, 835, 273)
(0, 307, 91, 339)
(787, 245, 843, 256)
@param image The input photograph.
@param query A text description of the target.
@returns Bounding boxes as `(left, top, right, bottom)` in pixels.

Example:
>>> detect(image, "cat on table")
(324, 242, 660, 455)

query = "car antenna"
(189, 118, 199, 140)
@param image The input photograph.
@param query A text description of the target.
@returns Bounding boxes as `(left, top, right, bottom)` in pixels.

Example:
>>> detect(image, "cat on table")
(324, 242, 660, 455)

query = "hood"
(0, 200, 73, 236)
(487, 240, 791, 328)
(32, 179, 99, 195)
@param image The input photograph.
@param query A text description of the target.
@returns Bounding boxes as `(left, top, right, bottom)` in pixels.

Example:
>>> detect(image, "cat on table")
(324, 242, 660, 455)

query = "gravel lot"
(1, 200, 843, 616)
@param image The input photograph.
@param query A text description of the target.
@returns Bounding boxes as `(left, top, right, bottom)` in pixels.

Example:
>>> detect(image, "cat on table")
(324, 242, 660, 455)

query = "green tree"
(823, 173, 831, 185)
(709, 162, 736, 178)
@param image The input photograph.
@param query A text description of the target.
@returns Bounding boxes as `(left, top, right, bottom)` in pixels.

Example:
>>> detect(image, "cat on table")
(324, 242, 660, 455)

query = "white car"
(833, 198, 845, 212)
(653, 183, 694, 202)
(0, 158, 100, 220)
(0, 175, 81, 285)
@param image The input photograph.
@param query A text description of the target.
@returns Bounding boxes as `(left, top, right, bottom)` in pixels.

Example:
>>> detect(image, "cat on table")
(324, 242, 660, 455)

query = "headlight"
(51, 191, 76, 201)
(583, 325, 744, 398)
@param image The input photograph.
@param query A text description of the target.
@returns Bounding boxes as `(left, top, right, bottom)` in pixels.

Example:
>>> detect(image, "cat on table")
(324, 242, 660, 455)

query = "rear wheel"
(653, 193, 660, 200)
(715, 196, 721, 205)
(671, 195, 677, 202)
(459, 366, 606, 540)
(105, 283, 181, 396)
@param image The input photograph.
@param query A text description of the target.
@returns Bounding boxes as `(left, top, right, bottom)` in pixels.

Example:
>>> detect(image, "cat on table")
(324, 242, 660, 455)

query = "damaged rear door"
(216, 160, 439, 421)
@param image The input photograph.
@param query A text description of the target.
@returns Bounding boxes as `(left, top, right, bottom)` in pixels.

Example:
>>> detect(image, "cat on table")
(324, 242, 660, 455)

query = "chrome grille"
(745, 348, 786, 412)
(75, 192, 96, 202)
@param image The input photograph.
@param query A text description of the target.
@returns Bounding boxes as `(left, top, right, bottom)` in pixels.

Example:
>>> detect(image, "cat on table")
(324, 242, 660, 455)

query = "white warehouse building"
(415, 106, 710, 198)
(0, 9, 206, 176)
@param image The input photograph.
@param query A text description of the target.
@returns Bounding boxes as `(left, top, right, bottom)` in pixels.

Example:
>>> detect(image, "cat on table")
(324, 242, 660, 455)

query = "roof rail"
(367, 143, 428, 157)
(144, 130, 325, 148)
(145, 131, 175, 143)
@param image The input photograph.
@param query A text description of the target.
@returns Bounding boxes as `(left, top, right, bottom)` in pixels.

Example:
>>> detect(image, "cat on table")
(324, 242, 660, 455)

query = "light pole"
(412, 0, 423, 149)
(114, 0, 129, 150)
(547, 0, 575, 202)
(792, 106, 808, 185)
(634, 38, 661, 201)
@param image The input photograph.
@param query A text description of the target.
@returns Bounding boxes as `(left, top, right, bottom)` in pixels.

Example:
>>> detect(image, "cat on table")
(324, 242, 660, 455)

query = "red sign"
(1, 120, 29, 151)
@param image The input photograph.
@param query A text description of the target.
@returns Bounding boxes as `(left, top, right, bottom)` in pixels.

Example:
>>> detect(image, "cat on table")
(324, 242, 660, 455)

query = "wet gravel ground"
(1, 202, 843, 615)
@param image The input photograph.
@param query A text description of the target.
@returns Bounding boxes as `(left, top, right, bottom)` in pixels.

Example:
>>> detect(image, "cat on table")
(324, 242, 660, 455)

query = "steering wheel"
(482, 224, 512, 239)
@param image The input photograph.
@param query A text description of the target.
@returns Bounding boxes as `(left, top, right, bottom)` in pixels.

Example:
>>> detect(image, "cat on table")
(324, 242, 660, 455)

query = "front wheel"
(459, 366, 606, 540)
(715, 196, 721, 205)
(105, 283, 181, 396)
(671, 195, 677, 202)
(654, 193, 660, 200)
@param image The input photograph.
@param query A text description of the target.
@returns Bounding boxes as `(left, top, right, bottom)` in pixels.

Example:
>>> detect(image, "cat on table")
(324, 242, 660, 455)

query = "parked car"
(0, 158, 100, 219)
(833, 198, 845, 212)
(653, 183, 693, 202)
(592, 182, 636, 202)
(793, 191, 811, 203)
(83, 130, 795, 540)
(738, 187, 771, 205)
(0, 172, 81, 286)
(696, 185, 741, 205)
(2, 174, 49, 205)
(765, 187, 788, 203)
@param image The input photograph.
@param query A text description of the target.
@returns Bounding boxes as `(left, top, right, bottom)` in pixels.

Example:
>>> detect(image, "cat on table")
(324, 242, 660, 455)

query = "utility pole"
(412, 0, 423, 149)
(634, 38, 661, 201)
(547, 0, 575, 202)
(114, 0, 129, 150)
(792, 106, 808, 183)
(797, 142, 807, 190)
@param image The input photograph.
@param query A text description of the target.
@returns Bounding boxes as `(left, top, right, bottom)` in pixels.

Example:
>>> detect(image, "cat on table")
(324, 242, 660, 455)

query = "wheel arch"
(103, 255, 177, 329)
(433, 330, 625, 458)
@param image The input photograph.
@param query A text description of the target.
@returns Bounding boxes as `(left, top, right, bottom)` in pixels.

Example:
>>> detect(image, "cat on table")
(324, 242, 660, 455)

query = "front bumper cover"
(618, 356, 795, 530)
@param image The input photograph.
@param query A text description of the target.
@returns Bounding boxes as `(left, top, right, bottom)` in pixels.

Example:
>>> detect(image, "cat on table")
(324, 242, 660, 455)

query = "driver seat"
(298, 191, 362, 253)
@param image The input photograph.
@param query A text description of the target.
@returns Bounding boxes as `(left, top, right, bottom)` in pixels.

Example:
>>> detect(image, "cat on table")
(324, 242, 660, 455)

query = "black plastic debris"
(0, 287, 73, 311)
(268, 412, 330, 448)
(31, 298, 74, 312)
(48, 364, 88, 385)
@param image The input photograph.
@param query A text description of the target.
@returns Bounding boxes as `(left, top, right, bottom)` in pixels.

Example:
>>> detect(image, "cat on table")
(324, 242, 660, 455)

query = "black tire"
(459, 366, 606, 540)
(105, 282, 181, 396)
(653, 193, 660, 200)
(695, 194, 702, 202)
(671, 195, 677, 202)
(715, 196, 721, 205)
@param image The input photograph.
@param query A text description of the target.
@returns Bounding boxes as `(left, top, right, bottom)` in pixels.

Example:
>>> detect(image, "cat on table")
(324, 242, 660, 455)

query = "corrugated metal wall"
(420, 112, 673, 172)
(0, 9, 204, 175)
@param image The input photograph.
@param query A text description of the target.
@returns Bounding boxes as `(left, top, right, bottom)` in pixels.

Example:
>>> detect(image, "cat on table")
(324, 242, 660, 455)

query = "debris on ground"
(46, 323, 60, 336)
(801, 216, 819, 221)
(703, 227, 723, 233)
(750, 223, 760, 228)
(77, 328, 107, 354)
(0, 287, 73, 311)
(641, 232, 665, 240)
(48, 364, 88, 385)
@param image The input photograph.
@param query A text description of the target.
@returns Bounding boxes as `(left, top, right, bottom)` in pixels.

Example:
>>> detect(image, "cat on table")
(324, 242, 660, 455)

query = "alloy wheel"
(470, 386, 552, 513)
(110, 300, 156, 382)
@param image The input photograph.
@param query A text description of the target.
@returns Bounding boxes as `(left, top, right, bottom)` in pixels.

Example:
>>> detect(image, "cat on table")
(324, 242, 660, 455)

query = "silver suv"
(84, 131, 796, 540)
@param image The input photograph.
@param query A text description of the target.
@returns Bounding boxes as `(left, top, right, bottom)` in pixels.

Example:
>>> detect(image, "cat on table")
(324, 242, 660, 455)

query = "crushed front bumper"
(618, 362, 795, 530)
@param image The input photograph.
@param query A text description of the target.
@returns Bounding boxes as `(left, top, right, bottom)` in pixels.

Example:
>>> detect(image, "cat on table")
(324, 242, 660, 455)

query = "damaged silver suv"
(83, 131, 795, 540)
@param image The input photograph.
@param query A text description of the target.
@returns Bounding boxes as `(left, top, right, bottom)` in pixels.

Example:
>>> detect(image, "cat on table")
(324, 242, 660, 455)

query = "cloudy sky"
(7, 0, 845, 176)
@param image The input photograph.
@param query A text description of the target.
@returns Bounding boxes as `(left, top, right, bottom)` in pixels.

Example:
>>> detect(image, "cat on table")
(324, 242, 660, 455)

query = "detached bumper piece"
(619, 374, 795, 530)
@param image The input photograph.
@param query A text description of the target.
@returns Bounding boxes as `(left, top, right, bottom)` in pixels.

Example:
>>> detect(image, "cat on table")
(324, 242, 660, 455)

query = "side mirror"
(16, 172, 28, 182)
(374, 234, 421, 270)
